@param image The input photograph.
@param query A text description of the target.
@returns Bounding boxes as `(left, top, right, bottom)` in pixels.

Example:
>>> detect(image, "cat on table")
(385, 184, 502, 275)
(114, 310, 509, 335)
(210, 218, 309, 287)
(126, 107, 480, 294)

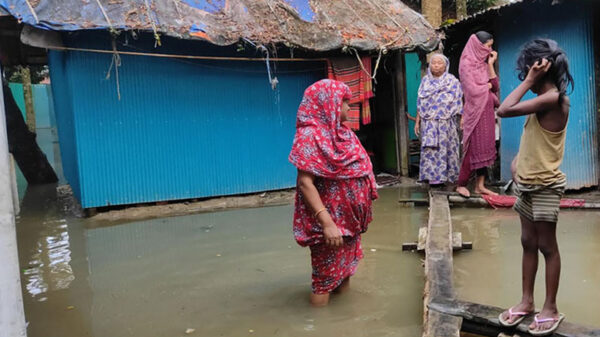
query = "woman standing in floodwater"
(289, 79, 378, 307)
(415, 53, 463, 188)
(456, 31, 500, 197)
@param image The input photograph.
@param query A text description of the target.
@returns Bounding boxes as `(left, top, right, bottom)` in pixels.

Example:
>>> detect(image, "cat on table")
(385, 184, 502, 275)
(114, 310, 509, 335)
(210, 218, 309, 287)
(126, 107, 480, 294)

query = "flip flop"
(498, 307, 532, 327)
(528, 313, 565, 336)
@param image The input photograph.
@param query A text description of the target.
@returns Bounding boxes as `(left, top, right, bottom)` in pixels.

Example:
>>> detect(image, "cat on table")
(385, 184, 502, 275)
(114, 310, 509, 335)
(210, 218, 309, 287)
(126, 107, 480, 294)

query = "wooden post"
(21, 67, 36, 133)
(9, 154, 19, 216)
(394, 52, 410, 177)
(0, 65, 27, 337)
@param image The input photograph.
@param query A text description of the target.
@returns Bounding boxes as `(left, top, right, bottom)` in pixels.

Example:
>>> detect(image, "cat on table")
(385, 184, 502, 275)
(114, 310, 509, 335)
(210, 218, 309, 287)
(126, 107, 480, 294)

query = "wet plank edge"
(423, 193, 461, 337)
(429, 299, 600, 337)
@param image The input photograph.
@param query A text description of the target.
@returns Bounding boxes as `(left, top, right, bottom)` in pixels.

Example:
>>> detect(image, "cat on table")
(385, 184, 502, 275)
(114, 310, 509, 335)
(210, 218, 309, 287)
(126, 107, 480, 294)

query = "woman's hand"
(488, 51, 498, 65)
(525, 58, 552, 84)
(488, 83, 493, 90)
(323, 223, 343, 247)
(319, 215, 343, 247)
(460, 116, 464, 130)
(414, 122, 420, 136)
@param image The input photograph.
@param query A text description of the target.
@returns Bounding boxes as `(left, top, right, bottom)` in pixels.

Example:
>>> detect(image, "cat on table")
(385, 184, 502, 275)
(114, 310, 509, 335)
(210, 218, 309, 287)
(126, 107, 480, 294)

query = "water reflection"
(23, 219, 74, 300)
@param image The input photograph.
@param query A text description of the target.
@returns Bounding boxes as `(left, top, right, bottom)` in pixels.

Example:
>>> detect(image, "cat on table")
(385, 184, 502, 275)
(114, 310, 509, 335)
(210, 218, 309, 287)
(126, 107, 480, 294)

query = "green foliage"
(467, 0, 499, 13)
(5, 65, 49, 84)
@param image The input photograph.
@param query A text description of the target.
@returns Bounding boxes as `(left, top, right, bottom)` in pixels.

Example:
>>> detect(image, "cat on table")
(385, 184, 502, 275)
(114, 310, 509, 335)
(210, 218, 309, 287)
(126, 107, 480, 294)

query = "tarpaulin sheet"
(0, 0, 439, 51)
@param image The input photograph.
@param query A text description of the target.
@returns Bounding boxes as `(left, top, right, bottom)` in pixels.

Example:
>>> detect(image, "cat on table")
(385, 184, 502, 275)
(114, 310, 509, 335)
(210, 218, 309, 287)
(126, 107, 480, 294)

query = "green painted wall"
(405, 53, 422, 141)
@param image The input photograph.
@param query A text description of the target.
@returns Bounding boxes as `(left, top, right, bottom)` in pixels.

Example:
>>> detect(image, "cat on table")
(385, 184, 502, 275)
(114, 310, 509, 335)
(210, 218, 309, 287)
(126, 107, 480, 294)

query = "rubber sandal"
(528, 313, 565, 336)
(498, 307, 532, 327)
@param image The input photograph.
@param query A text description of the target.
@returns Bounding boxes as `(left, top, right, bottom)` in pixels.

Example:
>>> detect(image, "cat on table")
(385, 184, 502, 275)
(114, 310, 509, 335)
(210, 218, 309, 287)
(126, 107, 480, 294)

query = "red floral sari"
(289, 79, 377, 294)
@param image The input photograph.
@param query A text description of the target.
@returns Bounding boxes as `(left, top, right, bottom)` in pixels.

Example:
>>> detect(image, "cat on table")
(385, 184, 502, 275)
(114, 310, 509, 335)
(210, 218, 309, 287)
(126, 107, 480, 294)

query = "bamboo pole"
(0, 65, 27, 337)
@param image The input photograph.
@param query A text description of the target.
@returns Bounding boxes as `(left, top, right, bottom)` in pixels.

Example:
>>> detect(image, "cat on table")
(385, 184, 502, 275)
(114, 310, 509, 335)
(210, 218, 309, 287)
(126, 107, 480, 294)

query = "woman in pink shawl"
(289, 79, 378, 307)
(456, 31, 500, 198)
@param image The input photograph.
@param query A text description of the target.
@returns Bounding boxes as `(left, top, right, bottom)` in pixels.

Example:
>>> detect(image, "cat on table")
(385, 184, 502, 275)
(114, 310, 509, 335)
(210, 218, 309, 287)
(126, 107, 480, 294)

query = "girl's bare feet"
(456, 186, 471, 198)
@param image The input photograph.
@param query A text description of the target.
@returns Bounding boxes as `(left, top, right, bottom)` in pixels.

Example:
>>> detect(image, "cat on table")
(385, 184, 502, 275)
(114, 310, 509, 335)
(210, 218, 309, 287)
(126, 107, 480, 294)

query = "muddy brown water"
(15, 186, 600, 337)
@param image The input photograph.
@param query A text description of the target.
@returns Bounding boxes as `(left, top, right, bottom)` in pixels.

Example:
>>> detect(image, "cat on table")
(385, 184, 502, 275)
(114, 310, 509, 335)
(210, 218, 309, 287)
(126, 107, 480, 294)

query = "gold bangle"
(314, 207, 327, 217)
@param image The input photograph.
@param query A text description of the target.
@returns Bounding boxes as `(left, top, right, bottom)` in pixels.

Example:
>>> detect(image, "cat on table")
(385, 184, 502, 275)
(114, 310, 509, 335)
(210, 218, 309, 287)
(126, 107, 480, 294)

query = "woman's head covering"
(461, 34, 492, 67)
(459, 34, 495, 145)
(289, 79, 377, 197)
(418, 54, 461, 119)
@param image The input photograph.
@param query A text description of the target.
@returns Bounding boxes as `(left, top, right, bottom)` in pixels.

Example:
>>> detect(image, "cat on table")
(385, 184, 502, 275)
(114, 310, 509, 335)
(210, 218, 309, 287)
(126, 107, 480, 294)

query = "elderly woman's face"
(430, 57, 446, 77)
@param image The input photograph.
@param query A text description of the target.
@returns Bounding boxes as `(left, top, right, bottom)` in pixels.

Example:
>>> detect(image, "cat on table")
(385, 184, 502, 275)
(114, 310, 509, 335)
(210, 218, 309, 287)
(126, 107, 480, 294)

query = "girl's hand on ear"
(525, 58, 552, 83)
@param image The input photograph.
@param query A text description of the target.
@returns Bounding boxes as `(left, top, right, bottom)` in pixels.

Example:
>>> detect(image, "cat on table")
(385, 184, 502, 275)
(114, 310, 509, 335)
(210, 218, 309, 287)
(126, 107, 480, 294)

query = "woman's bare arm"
(297, 170, 343, 247)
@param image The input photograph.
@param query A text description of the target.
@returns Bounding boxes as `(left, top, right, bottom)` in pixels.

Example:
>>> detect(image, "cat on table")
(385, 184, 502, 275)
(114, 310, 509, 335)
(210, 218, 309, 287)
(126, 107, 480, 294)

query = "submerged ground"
(15, 186, 600, 337)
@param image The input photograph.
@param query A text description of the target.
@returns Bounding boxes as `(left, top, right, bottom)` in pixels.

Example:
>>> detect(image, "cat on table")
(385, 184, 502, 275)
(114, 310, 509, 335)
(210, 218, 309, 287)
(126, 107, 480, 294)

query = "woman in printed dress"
(289, 79, 378, 307)
(415, 53, 463, 187)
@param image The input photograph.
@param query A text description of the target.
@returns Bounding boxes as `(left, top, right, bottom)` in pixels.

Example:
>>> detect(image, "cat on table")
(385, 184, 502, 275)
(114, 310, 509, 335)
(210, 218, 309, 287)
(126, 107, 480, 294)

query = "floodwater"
(452, 208, 600, 326)
(16, 187, 427, 337)
(15, 186, 600, 337)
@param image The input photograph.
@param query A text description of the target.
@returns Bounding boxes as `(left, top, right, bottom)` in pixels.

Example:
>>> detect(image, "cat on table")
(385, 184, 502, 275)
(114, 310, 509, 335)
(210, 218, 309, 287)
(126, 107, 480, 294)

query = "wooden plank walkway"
(429, 299, 600, 337)
(420, 191, 600, 337)
(400, 190, 600, 209)
(422, 193, 462, 337)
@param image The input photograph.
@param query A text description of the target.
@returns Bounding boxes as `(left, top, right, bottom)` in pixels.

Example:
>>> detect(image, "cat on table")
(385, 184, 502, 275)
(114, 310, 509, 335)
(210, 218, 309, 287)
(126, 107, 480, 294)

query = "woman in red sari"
(289, 79, 378, 307)
(456, 31, 500, 197)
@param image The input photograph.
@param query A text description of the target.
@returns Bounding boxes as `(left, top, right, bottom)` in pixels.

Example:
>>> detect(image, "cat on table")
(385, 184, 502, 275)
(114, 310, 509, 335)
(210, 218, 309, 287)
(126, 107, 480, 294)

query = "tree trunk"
(456, 0, 468, 20)
(2, 79, 58, 184)
(422, 0, 442, 27)
(21, 67, 36, 133)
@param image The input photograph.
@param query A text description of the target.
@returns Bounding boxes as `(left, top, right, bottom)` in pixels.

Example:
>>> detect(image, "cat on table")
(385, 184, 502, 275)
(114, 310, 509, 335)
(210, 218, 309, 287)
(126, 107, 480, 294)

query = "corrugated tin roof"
(442, 0, 525, 29)
(0, 0, 440, 52)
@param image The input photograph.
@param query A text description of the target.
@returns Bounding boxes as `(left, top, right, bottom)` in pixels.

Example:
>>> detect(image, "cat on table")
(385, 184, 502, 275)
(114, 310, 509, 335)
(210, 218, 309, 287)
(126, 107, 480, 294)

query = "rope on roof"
(24, 0, 39, 24)
(341, 0, 377, 37)
(171, 0, 183, 20)
(144, 0, 162, 47)
(365, 0, 415, 46)
(94, 0, 115, 34)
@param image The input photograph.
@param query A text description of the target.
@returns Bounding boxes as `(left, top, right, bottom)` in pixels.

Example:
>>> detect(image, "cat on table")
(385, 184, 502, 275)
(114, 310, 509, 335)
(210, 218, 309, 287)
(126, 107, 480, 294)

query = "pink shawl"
(459, 34, 494, 145)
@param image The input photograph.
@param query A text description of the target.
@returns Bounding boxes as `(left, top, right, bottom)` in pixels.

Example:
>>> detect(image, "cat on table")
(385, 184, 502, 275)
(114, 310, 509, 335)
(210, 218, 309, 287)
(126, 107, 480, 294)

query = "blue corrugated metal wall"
(48, 46, 322, 208)
(497, 2, 598, 189)
(49, 51, 82, 201)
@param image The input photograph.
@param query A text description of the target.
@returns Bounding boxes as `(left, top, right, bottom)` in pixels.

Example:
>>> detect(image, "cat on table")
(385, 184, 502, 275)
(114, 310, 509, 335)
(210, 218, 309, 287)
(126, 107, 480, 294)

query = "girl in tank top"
(496, 39, 573, 336)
